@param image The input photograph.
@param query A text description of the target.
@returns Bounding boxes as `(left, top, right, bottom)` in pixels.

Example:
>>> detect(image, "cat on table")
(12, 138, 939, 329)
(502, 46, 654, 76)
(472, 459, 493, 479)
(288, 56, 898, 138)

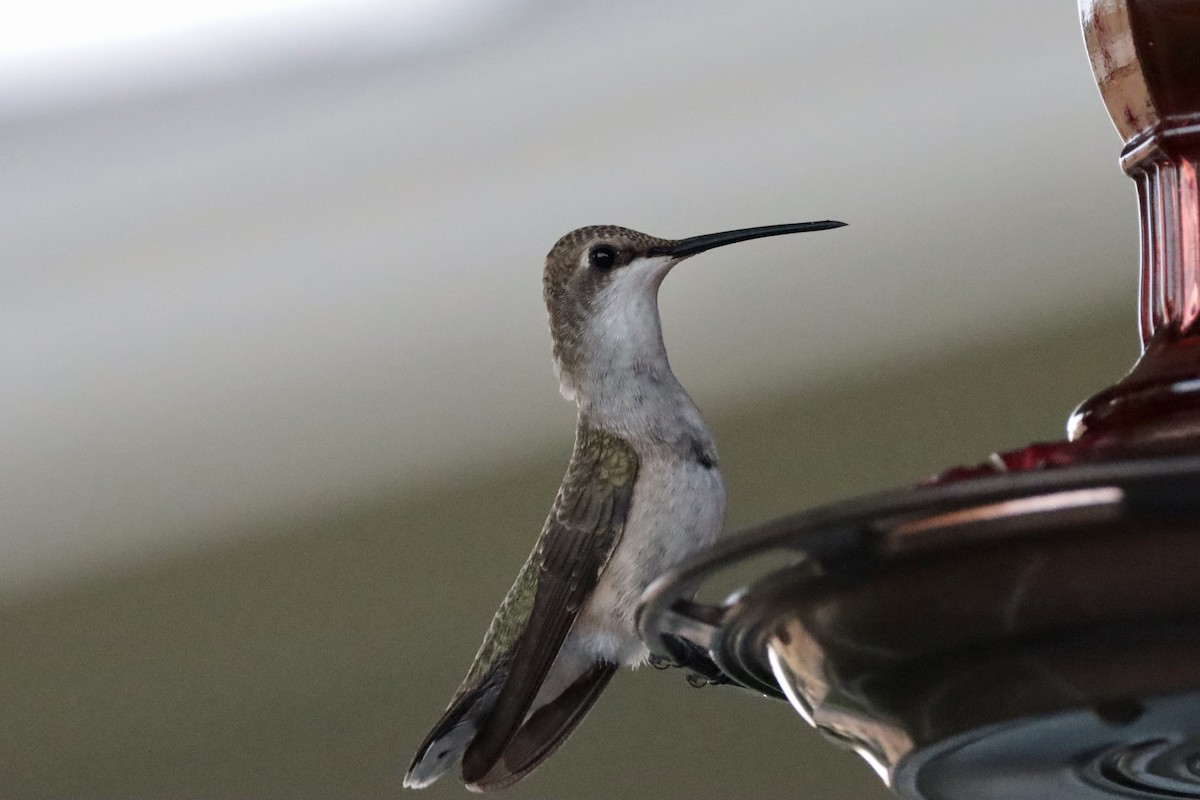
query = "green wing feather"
(406, 422, 638, 789)
(458, 423, 636, 698)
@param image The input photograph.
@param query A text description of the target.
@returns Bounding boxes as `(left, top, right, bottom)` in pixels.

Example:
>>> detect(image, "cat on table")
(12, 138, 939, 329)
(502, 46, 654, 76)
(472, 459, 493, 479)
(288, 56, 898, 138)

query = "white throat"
(565, 256, 713, 451)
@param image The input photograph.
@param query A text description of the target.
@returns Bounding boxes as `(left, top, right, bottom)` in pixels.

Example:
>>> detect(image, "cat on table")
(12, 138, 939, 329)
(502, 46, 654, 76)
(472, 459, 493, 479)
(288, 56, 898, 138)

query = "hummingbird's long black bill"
(654, 221, 846, 258)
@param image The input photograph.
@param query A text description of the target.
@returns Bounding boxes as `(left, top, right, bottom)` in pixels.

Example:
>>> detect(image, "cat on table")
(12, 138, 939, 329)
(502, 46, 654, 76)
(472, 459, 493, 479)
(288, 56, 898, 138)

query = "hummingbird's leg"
(685, 670, 730, 688)
(682, 654, 732, 687)
(656, 635, 732, 687)
(648, 653, 675, 670)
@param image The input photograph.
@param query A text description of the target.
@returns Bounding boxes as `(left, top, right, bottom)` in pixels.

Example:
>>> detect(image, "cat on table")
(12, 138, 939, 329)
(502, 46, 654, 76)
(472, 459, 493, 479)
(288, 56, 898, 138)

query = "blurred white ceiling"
(0, 0, 1137, 599)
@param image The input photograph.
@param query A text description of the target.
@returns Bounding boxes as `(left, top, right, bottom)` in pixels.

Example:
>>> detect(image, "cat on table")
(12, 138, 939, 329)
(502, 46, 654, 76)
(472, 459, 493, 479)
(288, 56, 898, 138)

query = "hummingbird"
(404, 220, 845, 791)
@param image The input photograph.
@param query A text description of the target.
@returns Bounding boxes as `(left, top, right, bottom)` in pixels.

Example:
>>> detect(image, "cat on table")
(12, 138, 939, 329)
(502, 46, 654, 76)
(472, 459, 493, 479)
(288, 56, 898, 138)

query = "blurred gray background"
(1, 0, 1139, 798)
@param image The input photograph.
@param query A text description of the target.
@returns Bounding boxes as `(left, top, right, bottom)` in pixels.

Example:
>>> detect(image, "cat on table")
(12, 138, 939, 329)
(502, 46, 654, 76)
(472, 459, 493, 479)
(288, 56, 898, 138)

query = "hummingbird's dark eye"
(588, 244, 617, 270)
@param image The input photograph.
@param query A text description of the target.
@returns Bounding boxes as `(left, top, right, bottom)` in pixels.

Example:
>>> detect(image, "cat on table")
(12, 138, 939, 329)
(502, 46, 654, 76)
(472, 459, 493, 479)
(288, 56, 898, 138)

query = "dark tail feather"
(404, 670, 502, 789)
(464, 662, 617, 791)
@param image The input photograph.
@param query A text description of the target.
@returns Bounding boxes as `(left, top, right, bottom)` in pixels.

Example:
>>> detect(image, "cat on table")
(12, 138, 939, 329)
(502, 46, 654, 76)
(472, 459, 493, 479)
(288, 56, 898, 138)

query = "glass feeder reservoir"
(638, 2, 1200, 798)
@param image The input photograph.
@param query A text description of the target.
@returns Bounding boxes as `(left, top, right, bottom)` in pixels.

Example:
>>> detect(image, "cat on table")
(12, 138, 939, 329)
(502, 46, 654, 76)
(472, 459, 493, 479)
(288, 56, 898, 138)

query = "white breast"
(574, 453, 726, 665)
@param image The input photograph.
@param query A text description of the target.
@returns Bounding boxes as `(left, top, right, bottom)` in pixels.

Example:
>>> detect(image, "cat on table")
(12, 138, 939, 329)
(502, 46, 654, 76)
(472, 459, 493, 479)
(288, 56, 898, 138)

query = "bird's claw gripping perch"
(656, 634, 732, 687)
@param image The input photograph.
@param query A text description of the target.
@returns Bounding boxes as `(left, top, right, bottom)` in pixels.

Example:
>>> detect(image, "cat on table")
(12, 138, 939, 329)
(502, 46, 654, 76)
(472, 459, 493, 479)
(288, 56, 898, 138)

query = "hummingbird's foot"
(683, 658, 732, 688)
(648, 653, 675, 671)
(656, 635, 733, 687)
(685, 671, 730, 688)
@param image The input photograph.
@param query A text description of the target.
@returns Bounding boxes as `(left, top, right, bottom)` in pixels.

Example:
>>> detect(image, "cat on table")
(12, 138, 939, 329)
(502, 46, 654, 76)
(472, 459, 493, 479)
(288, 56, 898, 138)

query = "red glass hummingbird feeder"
(637, 2, 1200, 798)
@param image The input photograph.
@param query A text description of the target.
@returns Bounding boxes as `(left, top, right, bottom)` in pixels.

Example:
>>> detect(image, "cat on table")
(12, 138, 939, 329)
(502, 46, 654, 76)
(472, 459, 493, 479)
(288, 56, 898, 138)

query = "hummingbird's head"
(542, 222, 845, 402)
